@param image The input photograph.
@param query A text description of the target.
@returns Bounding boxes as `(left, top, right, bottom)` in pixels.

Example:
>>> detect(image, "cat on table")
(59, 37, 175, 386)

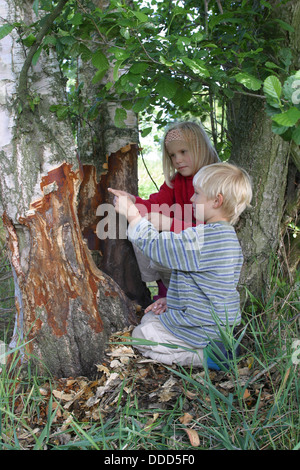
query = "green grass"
(0, 274, 299, 450)
(0, 163, 299, 451)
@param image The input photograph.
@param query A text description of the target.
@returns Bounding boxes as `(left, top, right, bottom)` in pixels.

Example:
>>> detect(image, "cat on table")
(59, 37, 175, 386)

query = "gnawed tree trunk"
(0, 0, 137, 378)
(76, 12, 151, 307)
(3, 163, 136, 377)
(78, 144, 152, 307)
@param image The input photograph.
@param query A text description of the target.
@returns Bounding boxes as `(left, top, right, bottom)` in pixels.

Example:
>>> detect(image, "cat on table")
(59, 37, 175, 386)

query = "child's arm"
(108, 188, 141, 226)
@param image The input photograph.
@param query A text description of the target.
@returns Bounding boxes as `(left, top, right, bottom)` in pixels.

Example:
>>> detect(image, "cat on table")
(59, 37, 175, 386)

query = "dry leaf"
(96, 364, 110, 376)
(158, 390, 176, 402)
(184, 428, 200, 447)
(179, 413, 193, 425)
(144, 413, 159, 431)
(108, 346, 135, 357)
(52, 390, 74, 401)
(243, 388, 251, 399)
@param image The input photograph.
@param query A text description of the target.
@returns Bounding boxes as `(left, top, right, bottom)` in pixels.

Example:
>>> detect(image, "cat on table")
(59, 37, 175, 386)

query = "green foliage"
(0, 0, 297, 151)
(264, 72, 300, 144)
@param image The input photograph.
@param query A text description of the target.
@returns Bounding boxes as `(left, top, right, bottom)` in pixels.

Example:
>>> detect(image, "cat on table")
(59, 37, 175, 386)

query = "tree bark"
(228, 0, 300, 301)
(228, 95, 290, 300)
(0, 0, 137, 378)
(3, 163, 136, 378)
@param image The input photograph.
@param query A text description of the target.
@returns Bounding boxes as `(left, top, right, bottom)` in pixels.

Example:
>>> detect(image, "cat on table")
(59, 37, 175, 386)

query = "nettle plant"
(264, 72, 300, 145)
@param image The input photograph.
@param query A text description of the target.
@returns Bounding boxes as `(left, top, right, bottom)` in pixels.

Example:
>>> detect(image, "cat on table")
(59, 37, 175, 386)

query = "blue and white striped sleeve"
(127, 218, 204, 271)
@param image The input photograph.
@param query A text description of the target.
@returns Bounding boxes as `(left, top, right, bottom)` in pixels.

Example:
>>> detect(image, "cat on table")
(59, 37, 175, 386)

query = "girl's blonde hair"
(162, 121, 219, 187)
(193, 162, 253, 225)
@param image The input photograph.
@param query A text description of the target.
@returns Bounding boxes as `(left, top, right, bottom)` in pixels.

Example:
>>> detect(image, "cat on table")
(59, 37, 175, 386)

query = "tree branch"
(18, 0, 69, 102)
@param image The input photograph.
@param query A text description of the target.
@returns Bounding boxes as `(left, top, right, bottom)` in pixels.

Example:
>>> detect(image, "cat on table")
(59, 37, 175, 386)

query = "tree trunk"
(0, 0, 137, 378)
(228, 0, 300, 302)
(76, 13, 151, 307)
(228, 95, 290, 300)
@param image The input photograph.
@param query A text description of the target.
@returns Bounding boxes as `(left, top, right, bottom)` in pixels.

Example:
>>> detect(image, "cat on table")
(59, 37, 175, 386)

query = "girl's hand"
(145, 297, 167, 315)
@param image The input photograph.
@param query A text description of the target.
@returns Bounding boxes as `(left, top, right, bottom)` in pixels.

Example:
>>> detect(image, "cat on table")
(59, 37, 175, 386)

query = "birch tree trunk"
(0, 0, 137, 378)
(76, 4, 151, 308)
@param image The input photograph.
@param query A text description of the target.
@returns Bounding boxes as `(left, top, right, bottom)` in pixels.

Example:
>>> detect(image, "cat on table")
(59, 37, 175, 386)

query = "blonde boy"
(109, 162, 252, 367)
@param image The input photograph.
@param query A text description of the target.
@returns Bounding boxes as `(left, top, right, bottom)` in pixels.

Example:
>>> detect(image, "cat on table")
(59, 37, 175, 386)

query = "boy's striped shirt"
(128, 218, 243, 348)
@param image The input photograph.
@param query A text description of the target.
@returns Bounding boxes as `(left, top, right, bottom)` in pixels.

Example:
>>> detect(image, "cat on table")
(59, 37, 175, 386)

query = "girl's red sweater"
(135, 173, 196, 233)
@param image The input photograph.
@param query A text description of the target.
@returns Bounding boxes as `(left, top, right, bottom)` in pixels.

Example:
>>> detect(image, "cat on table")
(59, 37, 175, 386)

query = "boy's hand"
(108, 188, 141, 225)
(145, 297, 167, 315)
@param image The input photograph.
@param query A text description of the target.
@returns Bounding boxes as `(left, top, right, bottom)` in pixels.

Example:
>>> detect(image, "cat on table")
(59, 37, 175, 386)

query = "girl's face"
(166, 140, 194, 177)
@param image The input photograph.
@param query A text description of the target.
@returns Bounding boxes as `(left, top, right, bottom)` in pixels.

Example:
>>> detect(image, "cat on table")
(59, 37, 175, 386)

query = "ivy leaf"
(234, 72, 262, 91)
(272, 107, 300, 127)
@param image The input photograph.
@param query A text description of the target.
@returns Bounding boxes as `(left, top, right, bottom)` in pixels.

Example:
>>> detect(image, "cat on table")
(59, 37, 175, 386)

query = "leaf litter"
(2, 325, 282, 449)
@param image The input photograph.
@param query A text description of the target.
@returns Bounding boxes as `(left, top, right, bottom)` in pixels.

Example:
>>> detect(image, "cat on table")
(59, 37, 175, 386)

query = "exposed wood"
(3, 163, 138, 378)
(78, 144, 152, 308)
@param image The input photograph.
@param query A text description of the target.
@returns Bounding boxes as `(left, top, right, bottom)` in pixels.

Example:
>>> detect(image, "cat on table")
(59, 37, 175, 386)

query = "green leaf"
(69, 13, 83, 26)
(272, 107, 300, 127)
(182, 57, 209, 78)
(263, 75, 282, 100)
(271, 121, 289, 135)
(0, 24, 14, 40)
(32, 46, 42, 66)
(113, 60, 123, 81)
(292, 126, 300, 145)
(108, 47, 131, 61)
(32, 0, 39, 16)
(23, 34, 36, 47)
(132, 96, 150, 113)
(172, 87, 192, 107)
(92, 69, 107, 84)
(92, 49, 109, 71)
(274, 19, 295, 33)
(155, 77, 178, 99)
(79, 44, 92, 62)
(141, 127, 152, 138)
(234, 72, 262, 91)
(114, 108, 127, 128)
(132, 11, 148, 23)
(129, 62, 149, 74)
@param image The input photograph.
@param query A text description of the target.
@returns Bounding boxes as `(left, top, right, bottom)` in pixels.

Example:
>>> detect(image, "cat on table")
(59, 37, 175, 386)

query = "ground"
(4, 324, 286, 450)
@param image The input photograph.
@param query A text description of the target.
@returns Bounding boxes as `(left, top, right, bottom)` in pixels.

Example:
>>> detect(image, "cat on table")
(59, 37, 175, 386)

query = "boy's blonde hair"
(193, 162, 252, 225)
(162, 121, 219, 187)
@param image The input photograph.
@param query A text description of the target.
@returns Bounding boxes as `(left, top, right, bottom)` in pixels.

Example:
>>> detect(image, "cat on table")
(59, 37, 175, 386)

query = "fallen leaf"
(108, 346, 135, 358)
(184, 428, 200, 447)
(243, 388, 251, 399)
(52, 390, 75, 401)
(96, 364, 110, 376)
(179, 413, 193, 425)
(144, 413, 160, 431)
(158, 390, 176, 402)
